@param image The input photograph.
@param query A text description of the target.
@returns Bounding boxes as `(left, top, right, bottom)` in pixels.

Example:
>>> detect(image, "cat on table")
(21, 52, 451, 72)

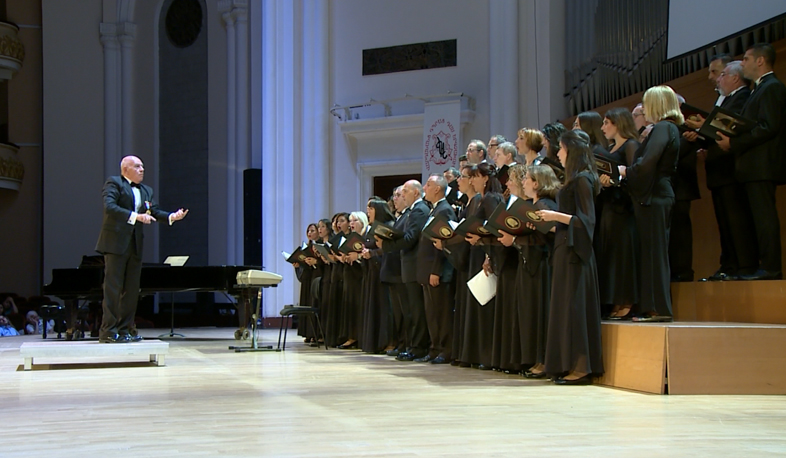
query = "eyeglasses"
(466, 148, 477, 153)
(488, 143, 499, 148)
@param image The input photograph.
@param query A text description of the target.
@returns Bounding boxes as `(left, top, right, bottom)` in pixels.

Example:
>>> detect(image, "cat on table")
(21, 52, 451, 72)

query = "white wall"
(329, 0, 491, 211)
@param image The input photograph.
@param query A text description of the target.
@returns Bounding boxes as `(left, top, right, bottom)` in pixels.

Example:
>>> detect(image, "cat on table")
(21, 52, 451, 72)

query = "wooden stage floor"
(2, 327, 786, 457)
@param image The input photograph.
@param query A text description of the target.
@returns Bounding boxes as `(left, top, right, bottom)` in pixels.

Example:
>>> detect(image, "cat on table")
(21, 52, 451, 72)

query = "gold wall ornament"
(0, 22, 24, 80)
(0, 143, 24, 191)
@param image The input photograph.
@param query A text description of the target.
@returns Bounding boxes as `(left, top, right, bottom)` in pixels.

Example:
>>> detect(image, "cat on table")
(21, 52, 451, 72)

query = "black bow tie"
(130, 182, 140, 188)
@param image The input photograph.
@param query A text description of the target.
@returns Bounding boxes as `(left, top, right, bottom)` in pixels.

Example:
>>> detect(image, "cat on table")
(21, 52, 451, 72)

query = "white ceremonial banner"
(422, 101, 461, 183)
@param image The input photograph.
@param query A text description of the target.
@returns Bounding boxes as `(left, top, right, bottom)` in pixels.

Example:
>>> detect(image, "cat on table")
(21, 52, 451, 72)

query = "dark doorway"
(373, 174, 421, 202)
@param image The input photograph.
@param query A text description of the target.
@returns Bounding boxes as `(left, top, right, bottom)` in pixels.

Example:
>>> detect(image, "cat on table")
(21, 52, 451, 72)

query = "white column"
(100, 22, 121, 178)
(221, 4, 237, 265)
(234, 2, 249, 264)
(489, 0, 519, 139)
(118, 22, 136, 157)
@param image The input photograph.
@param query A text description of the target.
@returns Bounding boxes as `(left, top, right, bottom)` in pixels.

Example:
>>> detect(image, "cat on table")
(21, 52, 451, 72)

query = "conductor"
(95, 156, 189, 343)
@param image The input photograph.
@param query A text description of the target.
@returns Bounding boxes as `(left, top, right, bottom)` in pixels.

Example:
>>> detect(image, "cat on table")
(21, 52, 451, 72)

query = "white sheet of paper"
(467, 270, 497, 306)
(506, 194, 519, 209)
(281, 251, 291, 260)
(163, 256, 189, 266)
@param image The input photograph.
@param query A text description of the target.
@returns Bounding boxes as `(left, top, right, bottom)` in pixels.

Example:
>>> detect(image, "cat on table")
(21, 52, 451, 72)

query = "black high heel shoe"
(553, 374, 593, 385)
(337, 340, 358, 349)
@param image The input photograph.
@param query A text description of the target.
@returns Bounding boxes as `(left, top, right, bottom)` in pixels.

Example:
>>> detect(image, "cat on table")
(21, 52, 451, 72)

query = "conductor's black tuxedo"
(95, 176, 171, 339)
(417, 198, 457, 359)
(728, 73, 786, 272)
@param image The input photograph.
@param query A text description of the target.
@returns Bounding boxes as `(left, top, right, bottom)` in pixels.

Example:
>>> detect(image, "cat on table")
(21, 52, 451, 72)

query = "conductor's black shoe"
(739, 269, 783, 281)
(99, 333, 128, 344)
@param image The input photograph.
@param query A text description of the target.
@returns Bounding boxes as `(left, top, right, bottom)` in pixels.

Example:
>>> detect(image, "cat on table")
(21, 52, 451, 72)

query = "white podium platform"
(19, 339, 169, 370)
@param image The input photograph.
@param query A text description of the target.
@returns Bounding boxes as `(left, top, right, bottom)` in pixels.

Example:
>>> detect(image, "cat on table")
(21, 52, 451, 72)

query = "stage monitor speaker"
(243, 168, 262, 267)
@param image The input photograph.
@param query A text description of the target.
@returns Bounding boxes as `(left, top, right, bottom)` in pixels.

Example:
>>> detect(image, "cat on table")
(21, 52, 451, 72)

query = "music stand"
(228, 285, 278, 352)
(158, 256, 189, 339)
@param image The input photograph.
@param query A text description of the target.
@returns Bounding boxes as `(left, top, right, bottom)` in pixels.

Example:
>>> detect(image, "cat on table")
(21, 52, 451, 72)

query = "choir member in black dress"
(295, 223, 321, 342)
(337, 211, 367, 349)
(537, 130, 603, 384)
(598, 108, 641, 320)
(484, 143, 522, 373)
(433, 165, 478, 367)
(541, 122, 567, 162)
(315, 218, 334, 345)
(573, 111, 610, 154)
(498, 164, 560, 378)
(360, 199, 396, 354)
(463, 163, 504, 370)
(324, 213, 350, 347)
(515, 128, 545, 166)
(620, 85, 682, 322)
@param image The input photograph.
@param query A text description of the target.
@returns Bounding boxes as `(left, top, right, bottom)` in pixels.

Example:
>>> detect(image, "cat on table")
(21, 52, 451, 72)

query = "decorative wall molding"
(0, 143, 23, 191)
(0, 21, 24, 80)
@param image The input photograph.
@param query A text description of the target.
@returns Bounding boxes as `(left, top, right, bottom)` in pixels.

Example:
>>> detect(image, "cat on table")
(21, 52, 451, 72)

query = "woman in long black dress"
(315, 218, 334, 344)
(498, 164, 560, 378)
(598, 108, 642, 320)
(324, 213, 350, 347)
(537, 130, 603, 385)
(360, 199, 395, 353)
(620, 86, 682, 322)
(295, 223, 320, 342)
(463, 163, 504, 370)
(337, 211, 367, 349)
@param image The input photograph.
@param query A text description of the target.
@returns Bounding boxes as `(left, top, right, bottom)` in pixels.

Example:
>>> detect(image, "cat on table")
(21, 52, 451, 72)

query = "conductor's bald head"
(121, 155, 145, 184)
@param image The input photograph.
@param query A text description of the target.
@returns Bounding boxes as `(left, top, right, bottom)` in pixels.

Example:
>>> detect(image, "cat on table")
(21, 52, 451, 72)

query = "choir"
(285, 42, 786, 386)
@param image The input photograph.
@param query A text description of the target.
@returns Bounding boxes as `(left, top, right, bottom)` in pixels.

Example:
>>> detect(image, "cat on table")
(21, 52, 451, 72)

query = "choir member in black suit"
(620, 85, 682, 321)
(295, 223, 320, 342)
(463, 163, 504, 370)
(336, 212, 367, 349)
(433, 165, 478, 367)
(537, 130, 603, 384)
(466, 140, 488, 165)
(687, 61, 756, 280)
(416, 175, 457, 364)
(360, 199, 396, 354)
(382, 187, 410, 356)
(498, 164, 560, 378)
(492, 141, 517, 193)
(377, 180, 431, 360)
(598, 108, 641, 320)
(95, 156, 188, 343)
(324, 213, 349, 347)
(717, 43, 786, 280)
(515, 128, 545, 166)
(487, 135, 506, 161)
(632, 104, 652, 137)
(541, 122, 567, 162)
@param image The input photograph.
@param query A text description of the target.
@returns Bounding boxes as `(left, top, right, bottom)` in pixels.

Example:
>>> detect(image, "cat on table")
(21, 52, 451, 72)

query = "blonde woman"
(619, 86, 683, 322)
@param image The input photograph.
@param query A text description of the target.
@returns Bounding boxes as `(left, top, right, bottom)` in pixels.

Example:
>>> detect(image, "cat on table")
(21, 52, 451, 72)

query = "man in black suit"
(465, 140, 488, 165)
(95, 156, 188, 343)
(717, 43, 786, 280)
(376, 180, 430, 360)
(688, 61, 756, 280)
(415, 174, 457, 364)
(383, 186, 409, 356)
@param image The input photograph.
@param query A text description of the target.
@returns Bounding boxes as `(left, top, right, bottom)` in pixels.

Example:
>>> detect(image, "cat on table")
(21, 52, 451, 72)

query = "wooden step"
(19, 339, 169, 370)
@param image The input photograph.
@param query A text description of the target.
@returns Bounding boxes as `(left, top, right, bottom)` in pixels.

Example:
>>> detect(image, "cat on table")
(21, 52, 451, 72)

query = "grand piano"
(43, 257, 278, 340)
